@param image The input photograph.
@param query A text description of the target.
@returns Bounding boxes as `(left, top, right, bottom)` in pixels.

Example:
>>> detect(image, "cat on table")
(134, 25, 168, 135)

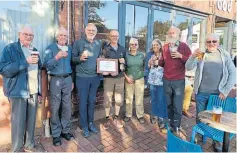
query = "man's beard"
(166, 36, 178, 44)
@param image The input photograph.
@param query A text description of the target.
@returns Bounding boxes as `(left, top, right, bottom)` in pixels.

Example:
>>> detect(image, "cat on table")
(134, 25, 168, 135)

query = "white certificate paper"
(99, 61, 116, 72)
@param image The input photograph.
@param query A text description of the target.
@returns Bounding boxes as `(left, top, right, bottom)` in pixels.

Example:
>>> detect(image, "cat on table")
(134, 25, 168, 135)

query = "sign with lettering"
(217, 0, 232, 13)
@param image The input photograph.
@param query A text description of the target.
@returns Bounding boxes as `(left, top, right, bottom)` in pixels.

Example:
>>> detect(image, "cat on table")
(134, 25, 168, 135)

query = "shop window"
(88, 0, 118, 40)
(125, 4, 148, 53)
(232, 24, 237, 56)
(174, 14, 189, 43)
(153, 10, 172, 45)
(191, 18, 204, 52)
(0, 1, 54, 59)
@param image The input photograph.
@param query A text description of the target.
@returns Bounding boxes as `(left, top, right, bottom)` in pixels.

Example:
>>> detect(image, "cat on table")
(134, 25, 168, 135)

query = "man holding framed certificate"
(100, 30, 126, 129)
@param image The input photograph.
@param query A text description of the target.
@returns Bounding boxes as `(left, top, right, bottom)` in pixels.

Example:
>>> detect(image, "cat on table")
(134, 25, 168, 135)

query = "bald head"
(19, 25, 34, 47)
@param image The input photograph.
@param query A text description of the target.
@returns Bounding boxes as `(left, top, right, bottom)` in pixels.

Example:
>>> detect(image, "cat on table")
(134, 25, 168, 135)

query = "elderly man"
(102, 29, 126, 129)
(72, 23, 106, 137)
(158, 26, 191, 138)
(0, 25, 42, 152)
(44, 27, 74, 146)
(186, 33, 236, 150)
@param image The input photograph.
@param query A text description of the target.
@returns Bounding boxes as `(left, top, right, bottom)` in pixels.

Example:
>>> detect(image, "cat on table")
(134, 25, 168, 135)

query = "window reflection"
(191, 18, 202, 52)
(153, 10, 171, 45)
(88, 0, 118, 39)
(0, 1, 54, 58)
(174, 14, 189, 43)
(125, 4, 148, 53)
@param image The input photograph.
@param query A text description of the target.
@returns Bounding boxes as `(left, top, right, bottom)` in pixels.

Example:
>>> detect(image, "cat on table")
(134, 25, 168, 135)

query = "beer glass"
(197, 51, 205, 60)
(212, 106, 222, 123)
(82, 50, 89, 59)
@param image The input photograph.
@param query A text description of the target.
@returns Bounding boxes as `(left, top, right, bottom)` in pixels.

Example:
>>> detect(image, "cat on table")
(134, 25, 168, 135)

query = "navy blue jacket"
(43, 43, 72, 75)
(0, 41, 42, 98)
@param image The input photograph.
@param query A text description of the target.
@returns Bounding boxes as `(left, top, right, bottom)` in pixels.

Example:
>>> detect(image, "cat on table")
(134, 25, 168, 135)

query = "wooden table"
(198, 110, 237, 152)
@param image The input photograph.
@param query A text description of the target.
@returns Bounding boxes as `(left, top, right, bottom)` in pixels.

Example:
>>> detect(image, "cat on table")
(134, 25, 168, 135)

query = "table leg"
(222, 132, 230, 152)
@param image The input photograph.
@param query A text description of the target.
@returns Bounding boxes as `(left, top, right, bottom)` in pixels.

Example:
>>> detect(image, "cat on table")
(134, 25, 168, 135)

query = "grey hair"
(168, 25, 180, 34)
(55, 27, 68, 37)
(150, 39, 162, 52)
(85, 23, 97, 33)
(206, 33, 220, 42)
(19, 24, 33, 33)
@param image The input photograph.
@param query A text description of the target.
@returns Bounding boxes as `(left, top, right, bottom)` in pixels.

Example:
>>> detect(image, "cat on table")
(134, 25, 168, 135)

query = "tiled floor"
(0, 97, 236, 152)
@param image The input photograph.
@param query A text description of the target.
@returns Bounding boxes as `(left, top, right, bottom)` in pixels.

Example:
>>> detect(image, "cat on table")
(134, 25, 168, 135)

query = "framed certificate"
(97, 58, 118, 74)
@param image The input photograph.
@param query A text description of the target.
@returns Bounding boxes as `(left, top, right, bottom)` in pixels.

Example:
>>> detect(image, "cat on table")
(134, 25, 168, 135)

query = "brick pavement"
(0, 97, 236, 152)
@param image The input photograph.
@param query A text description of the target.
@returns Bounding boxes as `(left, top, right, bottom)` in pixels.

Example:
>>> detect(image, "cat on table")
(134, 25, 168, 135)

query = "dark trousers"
(10, 94, 38, 152)
(163, 78, 185, 130)
(49, 76, 72, 137)
(76, 76, 100, 129)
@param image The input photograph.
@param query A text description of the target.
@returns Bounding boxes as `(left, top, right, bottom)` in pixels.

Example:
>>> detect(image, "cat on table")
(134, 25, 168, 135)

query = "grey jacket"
(185, 48, 236, 97)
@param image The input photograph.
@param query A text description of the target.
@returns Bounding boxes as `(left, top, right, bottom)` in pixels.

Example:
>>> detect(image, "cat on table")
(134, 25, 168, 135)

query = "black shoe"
(138, 117, 145, 124)
(53, 137, 62, 146)
(61, 133, 75, 141)
(150, 116, 157, 124)
(124, 116, 130, 122)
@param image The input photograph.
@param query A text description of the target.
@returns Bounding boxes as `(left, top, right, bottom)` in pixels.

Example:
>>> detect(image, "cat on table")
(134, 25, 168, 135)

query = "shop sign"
(192, 34, 198, 43)
(217, 0, 232, 13)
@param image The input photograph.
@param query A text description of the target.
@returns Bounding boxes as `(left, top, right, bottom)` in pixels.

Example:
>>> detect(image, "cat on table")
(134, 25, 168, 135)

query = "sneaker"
(150, 116, 157, 124)
(212, 141, 222, 152)
(82, 128, 90, 138)
(61, 133, 74, 141)
(124, 116, 131, 122)
(113, 118, 123, 128)
(89, 122, 99, 134)
(52, 136, 62, 146)
(103, 119, 110, 130)
(138, 117, 145, 124)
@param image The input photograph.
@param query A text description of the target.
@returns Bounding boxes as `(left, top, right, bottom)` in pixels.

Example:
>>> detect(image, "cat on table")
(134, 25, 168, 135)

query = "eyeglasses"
(206, 40, 217, 44)
(22, 33, 34, 37)
(130, 44, 138, 46)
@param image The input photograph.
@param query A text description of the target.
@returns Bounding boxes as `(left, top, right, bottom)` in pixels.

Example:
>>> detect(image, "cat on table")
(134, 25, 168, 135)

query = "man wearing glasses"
(0, 25, 42, 152)
(186, 33, 236, 150)
(44, 27, 74, 146)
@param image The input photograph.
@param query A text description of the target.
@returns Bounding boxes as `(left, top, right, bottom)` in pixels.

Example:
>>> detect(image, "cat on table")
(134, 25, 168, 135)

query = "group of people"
(0, 22, 236, 152)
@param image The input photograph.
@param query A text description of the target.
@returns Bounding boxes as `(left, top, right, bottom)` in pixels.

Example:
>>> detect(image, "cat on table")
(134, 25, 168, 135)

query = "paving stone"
(121, 146, 135, 152)
(102, 145, 114, 152)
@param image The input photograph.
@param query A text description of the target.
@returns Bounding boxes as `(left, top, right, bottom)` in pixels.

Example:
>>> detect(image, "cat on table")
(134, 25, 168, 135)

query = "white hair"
(129, 37, 138, 44)
(206, 33, 220, 42)
(168, 25, 180, 34)
(56, 27, 68, 37)
(85, 23, 97, 33)
(19, 24, 33, 33)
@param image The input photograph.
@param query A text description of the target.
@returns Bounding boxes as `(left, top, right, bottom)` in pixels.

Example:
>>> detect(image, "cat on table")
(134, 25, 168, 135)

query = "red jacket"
(158, 42, 191, 80)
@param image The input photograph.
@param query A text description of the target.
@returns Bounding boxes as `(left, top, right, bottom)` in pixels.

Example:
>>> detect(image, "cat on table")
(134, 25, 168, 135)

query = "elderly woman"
(186, 33, 236, 150)
(124, 38, 145, 124)
(145, 39, 167, 133)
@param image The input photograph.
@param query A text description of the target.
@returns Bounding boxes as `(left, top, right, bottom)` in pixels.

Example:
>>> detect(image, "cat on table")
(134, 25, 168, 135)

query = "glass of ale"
(197, 52, 205, 60)
(212, 106, 222, 123)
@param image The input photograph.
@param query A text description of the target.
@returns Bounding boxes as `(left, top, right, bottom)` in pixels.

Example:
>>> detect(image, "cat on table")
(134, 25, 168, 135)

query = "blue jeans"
(150, 85, 168, 119)
(195, 92, 218, 123)
(76, 76, 100, 129)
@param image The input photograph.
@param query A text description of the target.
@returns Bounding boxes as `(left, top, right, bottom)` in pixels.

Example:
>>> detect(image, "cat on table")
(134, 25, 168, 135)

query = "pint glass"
(212, 106, 222, 123)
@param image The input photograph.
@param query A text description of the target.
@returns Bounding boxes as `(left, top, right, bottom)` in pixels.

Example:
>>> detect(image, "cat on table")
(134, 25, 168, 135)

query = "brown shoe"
(113, 118, 123, 128)
(182, 110, 193, 118)
(103, 119, 111, 130)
